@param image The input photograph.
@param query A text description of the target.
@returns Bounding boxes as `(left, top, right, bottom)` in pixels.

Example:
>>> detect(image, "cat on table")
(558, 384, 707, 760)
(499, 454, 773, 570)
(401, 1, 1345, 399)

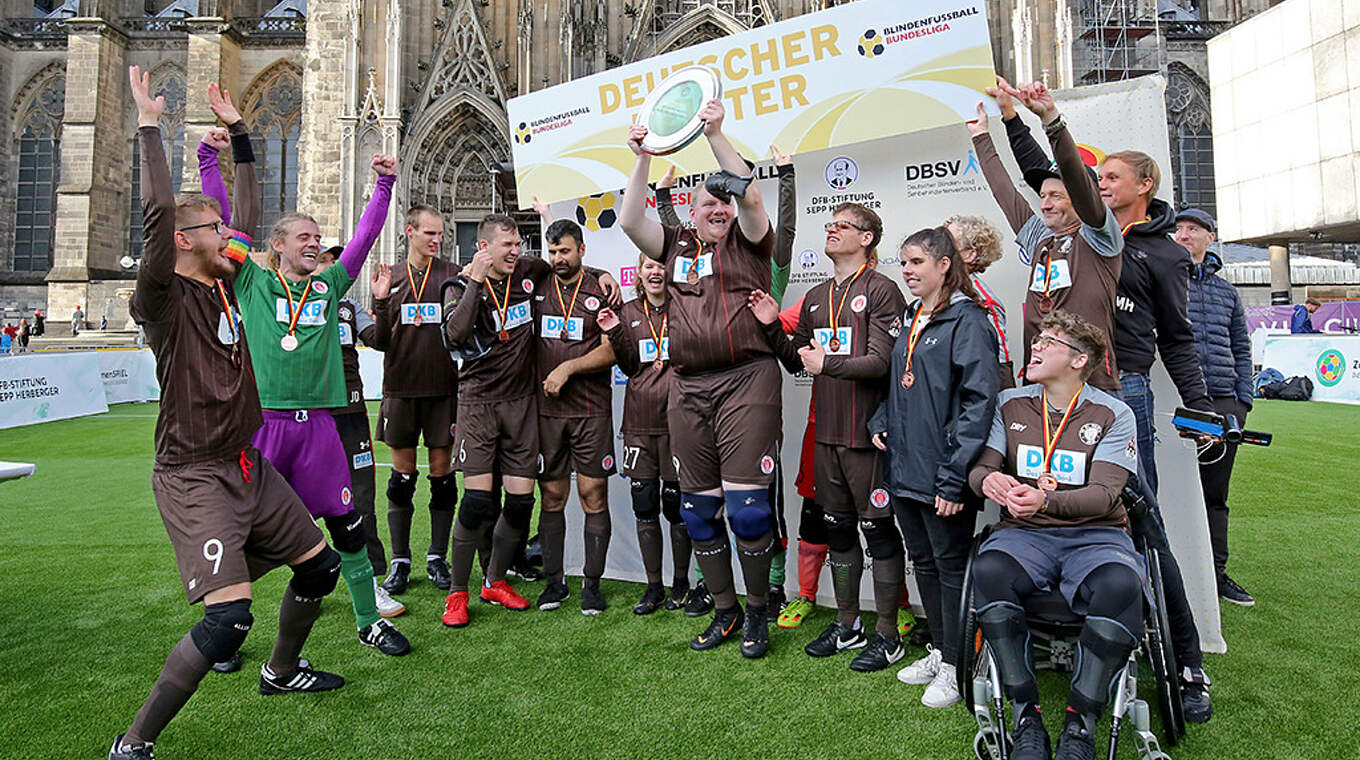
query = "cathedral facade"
(0, 0, 1270, 330)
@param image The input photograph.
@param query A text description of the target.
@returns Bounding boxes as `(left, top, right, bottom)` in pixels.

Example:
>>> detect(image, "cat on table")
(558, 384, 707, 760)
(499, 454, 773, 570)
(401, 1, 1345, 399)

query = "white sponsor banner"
(506, 0, 996, 206)
(0, 352, 109, 429)
(97, 349, 162, 404)
(358, 347, 385, 401)
(1262, 335, 1360, 405)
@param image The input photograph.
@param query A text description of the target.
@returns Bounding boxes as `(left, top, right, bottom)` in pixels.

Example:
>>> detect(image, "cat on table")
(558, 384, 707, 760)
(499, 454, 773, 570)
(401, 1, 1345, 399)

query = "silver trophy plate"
(636, 65, 723, 156)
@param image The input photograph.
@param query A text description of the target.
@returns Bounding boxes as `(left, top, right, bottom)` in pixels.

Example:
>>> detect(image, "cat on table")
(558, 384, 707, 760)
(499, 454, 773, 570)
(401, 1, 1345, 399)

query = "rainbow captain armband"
(225, 230, 252, 263)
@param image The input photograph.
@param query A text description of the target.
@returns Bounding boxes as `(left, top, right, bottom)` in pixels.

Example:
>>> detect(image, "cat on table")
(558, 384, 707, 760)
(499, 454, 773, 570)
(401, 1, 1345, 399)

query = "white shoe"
(374, 579, 406, 618)
(921, 662, 961, 707)
(896, 645, 942, 685)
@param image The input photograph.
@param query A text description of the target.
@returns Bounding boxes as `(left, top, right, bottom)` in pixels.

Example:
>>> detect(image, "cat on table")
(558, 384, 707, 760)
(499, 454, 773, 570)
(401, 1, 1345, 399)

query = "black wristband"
(230, 132, 255, 165)
(1042, 116, 1066, 137)
(776, 163, 795, 178)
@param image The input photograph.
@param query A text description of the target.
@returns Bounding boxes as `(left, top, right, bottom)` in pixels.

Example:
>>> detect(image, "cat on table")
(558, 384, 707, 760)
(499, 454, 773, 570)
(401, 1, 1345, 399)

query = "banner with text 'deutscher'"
(506, 0, 995, 207)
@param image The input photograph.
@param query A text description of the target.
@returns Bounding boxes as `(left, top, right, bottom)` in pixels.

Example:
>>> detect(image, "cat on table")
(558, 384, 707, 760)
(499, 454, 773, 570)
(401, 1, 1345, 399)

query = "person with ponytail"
(869, 227, 998, 708)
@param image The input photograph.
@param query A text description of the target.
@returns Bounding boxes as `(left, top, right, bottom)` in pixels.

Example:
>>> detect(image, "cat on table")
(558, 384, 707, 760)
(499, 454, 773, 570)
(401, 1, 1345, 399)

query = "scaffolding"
(1077, 0, 1161, 84)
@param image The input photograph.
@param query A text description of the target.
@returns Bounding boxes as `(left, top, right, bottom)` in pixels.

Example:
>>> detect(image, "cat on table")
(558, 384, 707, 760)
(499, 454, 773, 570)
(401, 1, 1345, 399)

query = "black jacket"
(868, 293, 998, 504)
(1003, 116, 1211, 409)
(1188, 252, 1254, 406)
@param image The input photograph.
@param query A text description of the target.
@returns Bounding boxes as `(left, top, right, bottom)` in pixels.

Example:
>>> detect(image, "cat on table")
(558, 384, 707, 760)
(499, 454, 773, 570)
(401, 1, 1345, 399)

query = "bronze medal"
(412, 311, 424, 326)
(1038, 295, 1054, 314)
(560, 326, 570, 341)
(828, 337, 841, 353)
(498, 329, 509, 342)
(900, 370, 915, 389)
(653, 358, 665, 371)
(686, 263, 699, 284)
(1037, 473, 1059, 491)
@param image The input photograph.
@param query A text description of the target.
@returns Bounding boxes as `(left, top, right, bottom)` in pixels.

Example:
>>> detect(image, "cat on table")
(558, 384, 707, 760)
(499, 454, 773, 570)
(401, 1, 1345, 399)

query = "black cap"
(1022, 160, 1099, 195)
(1175, 208, 1216, 233)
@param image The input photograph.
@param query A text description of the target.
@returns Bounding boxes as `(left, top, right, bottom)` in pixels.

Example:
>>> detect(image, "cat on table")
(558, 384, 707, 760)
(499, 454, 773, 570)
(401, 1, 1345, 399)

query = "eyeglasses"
(824, 220, 869, 233)
(179, 221, 226, 235)
(1031, 334, 1084, 352)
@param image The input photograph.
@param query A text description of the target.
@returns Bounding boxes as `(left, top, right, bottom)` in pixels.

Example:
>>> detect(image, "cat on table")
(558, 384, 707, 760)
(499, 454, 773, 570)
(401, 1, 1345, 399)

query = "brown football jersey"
(609, 296, 671, 436)
(534, 268, 613, 418)
(373, 257, 460, 398)
(442, 256, 552, 404)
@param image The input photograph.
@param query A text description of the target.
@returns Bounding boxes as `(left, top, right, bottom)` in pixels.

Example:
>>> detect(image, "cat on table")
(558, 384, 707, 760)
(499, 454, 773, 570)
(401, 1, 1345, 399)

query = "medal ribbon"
(643, 298, 667, 359)
(215, 279, 240, 365)
(902, 305, 928, 375)
(554, 274, 584, 332)
(827, 262, 868, 339)
(275, 270, 315, 342)
(485, 275, 513, 332)
(1040, 385, 1084, 478)
(406, 260, 433, 303)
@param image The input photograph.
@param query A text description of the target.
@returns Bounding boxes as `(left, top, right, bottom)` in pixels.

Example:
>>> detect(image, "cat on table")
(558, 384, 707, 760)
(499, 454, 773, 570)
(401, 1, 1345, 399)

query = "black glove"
(704, 169, 754, 203)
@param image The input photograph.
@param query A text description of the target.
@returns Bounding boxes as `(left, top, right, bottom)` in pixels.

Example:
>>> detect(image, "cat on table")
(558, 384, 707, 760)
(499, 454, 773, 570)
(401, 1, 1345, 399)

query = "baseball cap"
(1175, 208, 1216, 233)
(1022, 160, 1099, 195)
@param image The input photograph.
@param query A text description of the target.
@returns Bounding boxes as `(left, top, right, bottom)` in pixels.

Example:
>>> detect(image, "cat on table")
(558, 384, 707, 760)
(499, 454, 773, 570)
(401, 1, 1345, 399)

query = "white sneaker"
(921, 662, 961, 707)
(897, 645, 942, 685)
(374, 579, 406, 618)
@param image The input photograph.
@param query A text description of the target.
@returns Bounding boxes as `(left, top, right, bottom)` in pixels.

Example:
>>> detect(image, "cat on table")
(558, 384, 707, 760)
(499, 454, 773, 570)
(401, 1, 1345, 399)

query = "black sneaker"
(767, 585, 787, 614)
(908, 616, 932, 648)
(804, 621, 867, 657)
(740, 604, 770, 658)
(381, 560, 410, 594)
(850, 632, 904, 672)
(633, 583, 666, 615)
(358, 618, 410, 656)
(664, 578, 692, 611)
(1053, 722, 1095, 760)
(426, 556, 452, 590)
(690, 606, 743, 651)
(581, 580, 607, 616)
(258, 659, 344, 695)
(211, 653, 242, 673)
(537, 580, 570, 611)
(1181, 667, 1213, 724)
(1010, 715, 1052, 760)
(109, 734, 154, 760)
(508, 564, 545, 582)
(684, 580, 714, 617)
(1218, 575, 1255, 607)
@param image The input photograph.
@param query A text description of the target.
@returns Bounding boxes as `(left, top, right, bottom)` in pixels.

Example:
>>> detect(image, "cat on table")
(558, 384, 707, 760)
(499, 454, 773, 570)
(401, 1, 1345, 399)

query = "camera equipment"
(1172, 407, 1272, 447)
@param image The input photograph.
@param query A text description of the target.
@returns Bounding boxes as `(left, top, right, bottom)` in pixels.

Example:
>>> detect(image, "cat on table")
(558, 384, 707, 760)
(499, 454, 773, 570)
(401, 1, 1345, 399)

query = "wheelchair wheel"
(974, 727, 1007, 760)
(958, 543, 983, 711)
(1143, 546, 1183, 747)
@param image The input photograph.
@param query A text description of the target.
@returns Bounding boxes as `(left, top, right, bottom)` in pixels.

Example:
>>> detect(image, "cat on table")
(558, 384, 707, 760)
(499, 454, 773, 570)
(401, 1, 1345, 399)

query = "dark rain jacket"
(868, 292, 998, 504)
(1188, 251, 1254, 407)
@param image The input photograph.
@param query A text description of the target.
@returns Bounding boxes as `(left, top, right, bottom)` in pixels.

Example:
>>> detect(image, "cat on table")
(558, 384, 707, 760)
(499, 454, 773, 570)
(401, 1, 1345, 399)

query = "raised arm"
(620, 124, 665, 259)
(129, 66, 175, 323)
(654, 165, 682, 228)
(197, 129, 231, 226)
(368, 263, 393, 351)
(968, 104, 1037, 235)
(990, 76, 1053, 177)
(339, 155, 397, 279)
(227, 120, 260, 241)
(771, 145, 796, 270)
(700, 99, 769, 244)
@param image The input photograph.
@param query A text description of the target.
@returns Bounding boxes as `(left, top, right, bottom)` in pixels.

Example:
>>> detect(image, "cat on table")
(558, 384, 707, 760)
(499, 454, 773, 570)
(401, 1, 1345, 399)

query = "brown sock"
(637, 518, 664, 584)
(449, 520, 480, 592)
(486, 513, 524, 583)
(538, 510, 567, 583)
(692, 537, 737, 610)
(872, 552, 906, 636)
(268, 584, 321, 676)
(669, 523, 693, 584)
(736, 533, 774, 609)
(829, 547, 865, 627)
(583, 510, 611, 580)
(124, 633, 212, 744)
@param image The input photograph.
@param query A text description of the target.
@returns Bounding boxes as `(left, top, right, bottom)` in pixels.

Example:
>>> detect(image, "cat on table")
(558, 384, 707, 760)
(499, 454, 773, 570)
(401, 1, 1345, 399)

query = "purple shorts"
(253, 408, 354, 519)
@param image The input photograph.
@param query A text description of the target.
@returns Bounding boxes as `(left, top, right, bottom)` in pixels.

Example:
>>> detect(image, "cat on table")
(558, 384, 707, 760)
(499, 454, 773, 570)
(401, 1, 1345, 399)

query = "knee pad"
(428, 471, 458, 511)
(1070, 616, 1139, 718)
(386, 470, 417, 507)
(860, 516, 902, 559)
(290, 547, 342, 601)
(725, 488, 773, 541)
(190, 599, 253, 662)
(799, 498, 828, 544)
(822, 510, 858, 553)
(502, 493, 535, 533)
(456, 488, 496, 531)
(630, 478, 661, 521)
(679, 493, 725, 543)
(660, 480, 681, 524)
(977, 601, 1038, 703)
(323, 510, 367, 554)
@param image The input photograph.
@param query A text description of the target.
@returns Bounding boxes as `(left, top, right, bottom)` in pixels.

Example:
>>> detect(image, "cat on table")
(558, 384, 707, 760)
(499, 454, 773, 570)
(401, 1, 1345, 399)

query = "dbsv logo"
(905, 150, 980, 181)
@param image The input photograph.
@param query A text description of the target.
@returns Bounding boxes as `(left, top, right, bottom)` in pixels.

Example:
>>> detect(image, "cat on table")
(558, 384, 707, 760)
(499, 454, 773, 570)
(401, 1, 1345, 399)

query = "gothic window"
(1165, 65, 1215, 217)
(129, 70, 187, 260)
(1178, 122, 1215, 216)
(242, 64, 302, 246)
(13, 74, 64, 274)
(650, 0, 770, 36)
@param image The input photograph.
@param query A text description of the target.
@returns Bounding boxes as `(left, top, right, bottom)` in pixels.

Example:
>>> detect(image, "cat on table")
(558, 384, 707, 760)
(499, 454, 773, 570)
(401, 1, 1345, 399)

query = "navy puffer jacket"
(1187, 251, 1253, 407)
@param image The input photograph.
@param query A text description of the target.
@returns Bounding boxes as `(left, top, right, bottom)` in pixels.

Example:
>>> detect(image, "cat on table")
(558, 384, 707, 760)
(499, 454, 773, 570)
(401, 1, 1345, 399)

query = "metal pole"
(1268, 244, 1292, 305)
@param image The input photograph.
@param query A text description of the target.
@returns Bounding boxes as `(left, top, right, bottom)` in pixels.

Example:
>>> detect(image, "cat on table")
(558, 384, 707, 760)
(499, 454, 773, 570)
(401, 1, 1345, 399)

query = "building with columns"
(0, 0, 1284, 332)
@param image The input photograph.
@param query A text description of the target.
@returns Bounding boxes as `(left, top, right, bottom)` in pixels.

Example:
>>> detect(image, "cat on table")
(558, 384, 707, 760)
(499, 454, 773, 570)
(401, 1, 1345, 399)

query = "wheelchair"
(957, 484, 1185, 760)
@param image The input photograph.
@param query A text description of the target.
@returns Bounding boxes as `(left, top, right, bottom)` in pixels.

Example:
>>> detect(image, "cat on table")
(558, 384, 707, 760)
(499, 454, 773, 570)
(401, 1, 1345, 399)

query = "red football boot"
(441, 591, 470, 627)
(479, 580, 531, 611)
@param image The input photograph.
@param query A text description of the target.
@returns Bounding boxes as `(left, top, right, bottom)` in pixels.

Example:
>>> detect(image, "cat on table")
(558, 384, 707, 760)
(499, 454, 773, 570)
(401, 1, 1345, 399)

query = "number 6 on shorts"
(203, 538, 224, 575)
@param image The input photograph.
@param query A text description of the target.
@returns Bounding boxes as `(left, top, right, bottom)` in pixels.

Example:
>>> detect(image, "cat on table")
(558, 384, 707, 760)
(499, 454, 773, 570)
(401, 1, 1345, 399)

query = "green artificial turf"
(1, 400, 1357, 759)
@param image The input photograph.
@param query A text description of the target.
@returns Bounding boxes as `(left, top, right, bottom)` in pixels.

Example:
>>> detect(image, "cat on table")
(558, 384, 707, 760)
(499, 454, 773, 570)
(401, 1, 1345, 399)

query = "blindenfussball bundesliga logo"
(515, 121, 531, 144)
(858, 29, 885, 58)
(575, 192, 618, 232)
(1316, 349, 1345, 387)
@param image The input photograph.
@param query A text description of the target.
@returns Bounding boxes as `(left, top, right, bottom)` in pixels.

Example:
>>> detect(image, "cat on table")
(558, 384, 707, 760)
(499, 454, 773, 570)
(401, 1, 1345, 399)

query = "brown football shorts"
(453, 395, 540, 479)
(667, 358, 782, 492)
(376, 395, 456, 449)
(538, 414, 617, 480)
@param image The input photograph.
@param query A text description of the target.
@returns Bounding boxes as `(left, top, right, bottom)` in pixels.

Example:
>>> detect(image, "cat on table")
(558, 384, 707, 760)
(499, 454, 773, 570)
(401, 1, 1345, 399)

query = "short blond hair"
(946, 214, 1002, 274)
(1104, 150, 1161, 198)
(174, 193, 221, 228)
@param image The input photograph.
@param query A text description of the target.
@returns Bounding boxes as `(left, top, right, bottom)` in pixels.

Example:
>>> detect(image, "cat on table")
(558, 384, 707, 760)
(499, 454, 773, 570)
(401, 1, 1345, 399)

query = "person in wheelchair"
(968, 310, 1144, 760)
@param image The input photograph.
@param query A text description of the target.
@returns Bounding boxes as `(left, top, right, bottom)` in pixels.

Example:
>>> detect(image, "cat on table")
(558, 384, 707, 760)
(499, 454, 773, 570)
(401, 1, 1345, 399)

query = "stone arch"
(1165, 62, 1215, 214)
(126, 63, 188, 259)
(10, 62, 66, 138)
(651, 6, 749, 55)
(9, 63, 65, 274)
(241, 61, 304, 243)
(625, 0, 773, 63)
(401, 92, 510, 229)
